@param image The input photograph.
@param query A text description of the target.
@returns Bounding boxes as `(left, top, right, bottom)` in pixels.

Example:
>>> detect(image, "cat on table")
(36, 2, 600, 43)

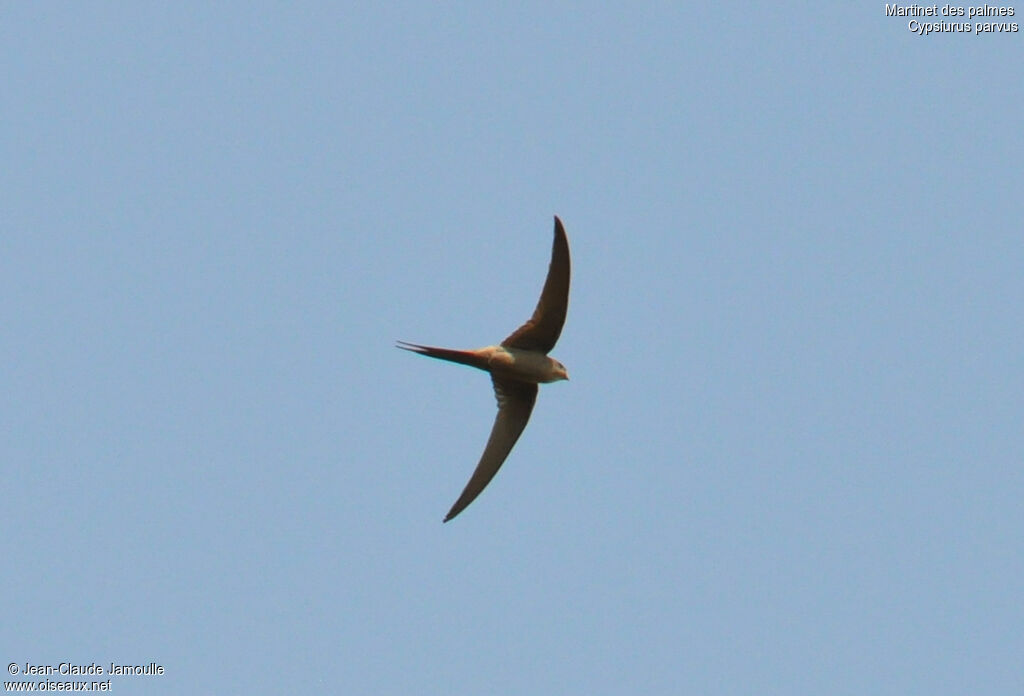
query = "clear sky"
(3, 4, 1022, 694)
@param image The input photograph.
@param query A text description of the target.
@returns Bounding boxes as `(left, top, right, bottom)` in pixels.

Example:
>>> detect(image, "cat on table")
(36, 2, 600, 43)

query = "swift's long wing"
(443, 378, 538, 522)
(501, 217, 570, 354)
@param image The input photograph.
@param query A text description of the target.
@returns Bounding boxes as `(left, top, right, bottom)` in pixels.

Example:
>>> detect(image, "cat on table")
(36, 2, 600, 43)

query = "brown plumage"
(398, 216, 571, 521)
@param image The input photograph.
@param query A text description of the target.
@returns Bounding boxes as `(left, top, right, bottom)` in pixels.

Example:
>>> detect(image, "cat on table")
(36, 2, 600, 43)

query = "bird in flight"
(398, 216, 571, 522)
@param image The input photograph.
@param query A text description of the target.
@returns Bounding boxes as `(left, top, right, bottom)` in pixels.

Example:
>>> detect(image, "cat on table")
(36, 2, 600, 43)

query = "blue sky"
(3, 4, 1022, 694)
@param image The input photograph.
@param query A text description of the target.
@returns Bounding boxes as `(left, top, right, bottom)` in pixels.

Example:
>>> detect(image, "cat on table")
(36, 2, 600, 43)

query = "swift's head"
(551, 359, 569, 382)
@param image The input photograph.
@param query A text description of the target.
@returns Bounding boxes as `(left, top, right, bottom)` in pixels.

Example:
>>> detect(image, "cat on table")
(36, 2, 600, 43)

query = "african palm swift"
(398, 216, 571, 522)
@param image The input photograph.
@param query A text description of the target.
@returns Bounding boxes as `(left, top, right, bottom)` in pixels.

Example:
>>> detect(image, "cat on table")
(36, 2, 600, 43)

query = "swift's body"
(398, 216, 571, 522)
